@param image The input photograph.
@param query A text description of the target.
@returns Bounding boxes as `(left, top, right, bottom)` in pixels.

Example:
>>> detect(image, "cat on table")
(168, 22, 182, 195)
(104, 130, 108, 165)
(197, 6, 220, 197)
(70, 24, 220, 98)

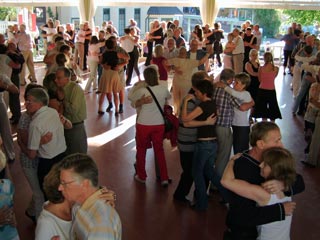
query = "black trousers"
(126, 46, 140, 85)
(83, 41, 89, 70)
(173, 151, 194, 199)
(145, 41, 153, 66)
(38, 152, 65, 199)
(9, 73, 21, 121)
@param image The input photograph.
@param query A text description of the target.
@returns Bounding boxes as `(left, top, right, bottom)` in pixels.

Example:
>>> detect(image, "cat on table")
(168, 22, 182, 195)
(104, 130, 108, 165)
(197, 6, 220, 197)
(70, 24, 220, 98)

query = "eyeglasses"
(25, 99, 38, 105)
(60, 180, 76, 187)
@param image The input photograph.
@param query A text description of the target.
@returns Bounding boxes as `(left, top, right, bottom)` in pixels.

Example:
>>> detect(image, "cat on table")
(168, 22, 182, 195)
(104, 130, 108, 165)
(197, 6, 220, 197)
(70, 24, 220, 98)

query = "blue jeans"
(192, 140, 218, 210)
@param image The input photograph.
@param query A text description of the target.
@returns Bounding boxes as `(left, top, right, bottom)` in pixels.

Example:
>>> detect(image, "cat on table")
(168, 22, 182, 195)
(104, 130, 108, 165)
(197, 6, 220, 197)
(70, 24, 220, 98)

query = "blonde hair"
(249, 49, 260, 64)
(264, 52, 275, 70)
(153, 44, 164, 58)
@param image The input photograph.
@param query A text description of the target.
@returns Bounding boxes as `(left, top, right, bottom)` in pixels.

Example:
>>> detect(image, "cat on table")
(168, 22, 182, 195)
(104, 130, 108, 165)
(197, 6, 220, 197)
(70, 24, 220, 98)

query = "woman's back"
(258, 194, 292, 240)
(259, 63, 278, 90)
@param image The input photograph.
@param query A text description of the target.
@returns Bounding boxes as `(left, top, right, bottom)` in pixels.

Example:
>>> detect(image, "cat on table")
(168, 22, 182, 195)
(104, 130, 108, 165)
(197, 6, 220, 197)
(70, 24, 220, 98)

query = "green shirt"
(62, 81, 87, 123)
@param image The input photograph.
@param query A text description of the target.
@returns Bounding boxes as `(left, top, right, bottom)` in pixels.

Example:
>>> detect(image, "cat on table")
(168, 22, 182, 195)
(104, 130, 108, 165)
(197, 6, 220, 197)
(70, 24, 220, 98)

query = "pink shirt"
(259, 71, 277, 90)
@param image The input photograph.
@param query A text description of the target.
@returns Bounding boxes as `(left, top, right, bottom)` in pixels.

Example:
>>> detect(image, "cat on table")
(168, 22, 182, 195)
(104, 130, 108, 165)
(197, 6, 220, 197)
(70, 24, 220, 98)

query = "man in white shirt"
(232, 28, 244, 74)
(15, 23, 37, 85)
(24, 87, 66, 195)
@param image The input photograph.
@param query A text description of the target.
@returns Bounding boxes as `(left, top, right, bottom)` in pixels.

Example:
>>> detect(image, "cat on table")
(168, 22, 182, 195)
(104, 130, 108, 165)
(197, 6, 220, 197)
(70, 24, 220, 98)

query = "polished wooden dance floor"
(8, 62, 320, 240)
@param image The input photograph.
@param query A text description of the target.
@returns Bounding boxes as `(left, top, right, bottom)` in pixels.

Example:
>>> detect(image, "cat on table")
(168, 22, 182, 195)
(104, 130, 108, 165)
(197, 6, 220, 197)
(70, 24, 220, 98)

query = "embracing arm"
(245, 62, 258, 77)
(221, 155, 270, 206)
(181, 94, 202, 122)
(183, 114, 217, 127)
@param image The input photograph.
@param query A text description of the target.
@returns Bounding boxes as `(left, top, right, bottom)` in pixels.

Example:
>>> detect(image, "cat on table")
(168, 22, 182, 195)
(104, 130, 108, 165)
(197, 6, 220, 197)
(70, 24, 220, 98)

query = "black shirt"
(196, 100, 217, 139)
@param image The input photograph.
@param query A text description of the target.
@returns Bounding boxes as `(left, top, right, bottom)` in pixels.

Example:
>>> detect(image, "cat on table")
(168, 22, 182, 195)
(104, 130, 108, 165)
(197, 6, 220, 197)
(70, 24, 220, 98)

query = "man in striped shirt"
(59, 153, 122, 240)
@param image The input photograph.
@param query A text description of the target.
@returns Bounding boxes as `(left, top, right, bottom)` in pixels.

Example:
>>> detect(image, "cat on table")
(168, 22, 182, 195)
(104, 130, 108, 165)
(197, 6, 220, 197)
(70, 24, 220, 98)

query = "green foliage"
(283, 10, 320, 26)
(47, 7, 54, 19)
(253, 9, 281, 38)
(0, 7, 17, 21)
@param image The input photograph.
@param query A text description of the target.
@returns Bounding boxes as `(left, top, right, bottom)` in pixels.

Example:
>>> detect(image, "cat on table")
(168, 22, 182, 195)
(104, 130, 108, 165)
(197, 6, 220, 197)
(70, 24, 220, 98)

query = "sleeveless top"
(257, 194, 292, 240)
(152, 56, 168, 81)
(259, 70, 277, 90)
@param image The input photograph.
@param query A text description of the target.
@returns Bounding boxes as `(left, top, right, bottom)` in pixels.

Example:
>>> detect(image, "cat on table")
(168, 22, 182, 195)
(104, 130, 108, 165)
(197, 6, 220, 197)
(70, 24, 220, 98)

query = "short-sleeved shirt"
(213, 87, 242, 127)
(196, 100, 217, 138)
(28, 106, 66, 158)
(131, 85, 171, 125)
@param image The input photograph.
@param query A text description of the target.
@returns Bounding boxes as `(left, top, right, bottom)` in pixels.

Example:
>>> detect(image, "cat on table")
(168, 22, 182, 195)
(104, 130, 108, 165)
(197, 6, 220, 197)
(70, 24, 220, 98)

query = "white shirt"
(131, 85, 171, 125)
(28, 106, 66, 158)
(42, 27, 57, 43)
(35, 202, 72, 240)
(189, 52, 198, 75)
(258, 194, 292, 240)
(120, 35, 135, 53)
(225, 86, 252, 126)
(0, 54, 12, 79)
(15, 31, 33, 51)
(76, 30, 85, 43)
(232, 36, 244, 54)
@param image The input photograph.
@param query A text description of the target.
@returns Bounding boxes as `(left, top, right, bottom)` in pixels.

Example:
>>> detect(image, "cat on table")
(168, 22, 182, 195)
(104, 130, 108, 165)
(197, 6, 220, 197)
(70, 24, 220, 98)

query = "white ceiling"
(0, 0, 319, 10)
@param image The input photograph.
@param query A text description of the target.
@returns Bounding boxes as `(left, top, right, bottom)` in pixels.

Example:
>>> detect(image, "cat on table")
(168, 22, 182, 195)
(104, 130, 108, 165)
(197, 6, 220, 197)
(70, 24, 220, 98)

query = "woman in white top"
(130, 66, 171, 187)
(85, 36, 104, 93)
(41, 21, 57, 43)
(222, 147, 297, 240)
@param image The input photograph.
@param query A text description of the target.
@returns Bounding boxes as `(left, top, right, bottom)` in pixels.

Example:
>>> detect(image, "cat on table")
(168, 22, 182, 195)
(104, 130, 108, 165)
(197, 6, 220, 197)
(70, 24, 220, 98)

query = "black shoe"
(115, 112, 119, 116)
(98, 111, 104, 115)
(106, 103, 113, 112)
(95, 91, 101, 94)
(25, 210, 36, 224)
(8, 158, 15, 163)
(119, 104, 123, 113)
(126, 82, 132, 87)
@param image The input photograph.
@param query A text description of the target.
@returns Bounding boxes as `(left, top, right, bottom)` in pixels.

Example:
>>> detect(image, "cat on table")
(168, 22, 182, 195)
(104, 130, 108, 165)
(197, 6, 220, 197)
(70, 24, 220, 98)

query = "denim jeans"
(192, 140, 218, 210)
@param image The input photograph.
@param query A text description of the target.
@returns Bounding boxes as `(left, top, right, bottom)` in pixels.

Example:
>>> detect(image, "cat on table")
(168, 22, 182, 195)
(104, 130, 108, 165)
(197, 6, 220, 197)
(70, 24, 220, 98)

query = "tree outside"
(0, 7, 17, 21)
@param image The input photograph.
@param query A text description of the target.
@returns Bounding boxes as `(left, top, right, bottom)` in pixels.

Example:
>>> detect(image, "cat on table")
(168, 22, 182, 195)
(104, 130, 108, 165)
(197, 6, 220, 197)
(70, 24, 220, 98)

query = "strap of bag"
(146, 86, 165, 118)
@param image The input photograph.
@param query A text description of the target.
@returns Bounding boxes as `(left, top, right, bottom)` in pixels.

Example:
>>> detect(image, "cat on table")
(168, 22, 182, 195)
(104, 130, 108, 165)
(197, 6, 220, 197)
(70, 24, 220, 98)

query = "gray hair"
(59, 153, 99, 187)
(27, 88, 49, 106)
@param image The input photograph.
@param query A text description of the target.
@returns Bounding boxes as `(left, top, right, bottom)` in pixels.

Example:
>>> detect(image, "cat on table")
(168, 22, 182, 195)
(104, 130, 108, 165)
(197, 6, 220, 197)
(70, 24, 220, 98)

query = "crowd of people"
(0, 16, 317, 240)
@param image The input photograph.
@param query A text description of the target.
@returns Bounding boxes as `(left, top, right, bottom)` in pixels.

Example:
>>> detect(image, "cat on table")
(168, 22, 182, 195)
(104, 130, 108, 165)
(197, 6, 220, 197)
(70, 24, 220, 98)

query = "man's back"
(71, 190, 122, 240)
(29, 106, 66, 159)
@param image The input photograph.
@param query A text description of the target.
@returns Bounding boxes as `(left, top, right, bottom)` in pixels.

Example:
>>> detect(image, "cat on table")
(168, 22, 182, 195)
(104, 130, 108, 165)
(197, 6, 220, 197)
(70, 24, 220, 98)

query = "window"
(103, 8, 110, 22)
(134, 8, 141, 28)
(119, 8, 125, 35)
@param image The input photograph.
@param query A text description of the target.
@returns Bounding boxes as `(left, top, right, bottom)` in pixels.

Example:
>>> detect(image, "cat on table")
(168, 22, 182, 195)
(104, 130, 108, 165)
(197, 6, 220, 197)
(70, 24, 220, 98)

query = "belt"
(198, 138, 217, 142)
(73, 121, 84, 126)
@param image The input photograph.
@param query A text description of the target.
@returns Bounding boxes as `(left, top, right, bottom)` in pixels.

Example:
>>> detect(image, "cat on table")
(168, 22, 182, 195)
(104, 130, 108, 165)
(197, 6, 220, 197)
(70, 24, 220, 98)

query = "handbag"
(146, 87, 173, 132)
